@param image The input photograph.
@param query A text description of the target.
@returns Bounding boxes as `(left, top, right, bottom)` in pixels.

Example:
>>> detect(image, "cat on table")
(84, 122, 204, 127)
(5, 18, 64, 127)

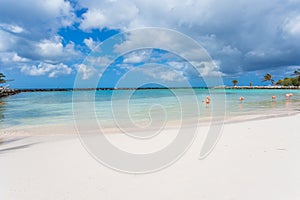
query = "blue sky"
(0, 0, 300, 88)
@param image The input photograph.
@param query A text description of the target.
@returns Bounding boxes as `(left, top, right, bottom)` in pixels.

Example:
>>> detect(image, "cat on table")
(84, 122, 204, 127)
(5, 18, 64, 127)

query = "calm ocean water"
(0, 89, 299, 129)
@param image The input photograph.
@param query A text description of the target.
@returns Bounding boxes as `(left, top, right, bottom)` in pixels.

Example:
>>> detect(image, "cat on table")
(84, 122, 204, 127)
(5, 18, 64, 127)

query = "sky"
(0, 0, 300, 88)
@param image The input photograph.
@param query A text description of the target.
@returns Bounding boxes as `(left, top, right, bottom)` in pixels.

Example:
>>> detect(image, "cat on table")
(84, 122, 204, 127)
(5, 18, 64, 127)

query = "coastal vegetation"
(0, 72, 20, 98)
(275, 69, 300, 86)
(293, 69, 300, 82)
(262, 73, 275, 85)
(0, 73, 6, 84)
(232, 79, 238, 86)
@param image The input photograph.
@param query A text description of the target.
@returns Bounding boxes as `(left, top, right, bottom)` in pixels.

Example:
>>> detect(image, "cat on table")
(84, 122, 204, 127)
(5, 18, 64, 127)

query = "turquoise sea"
(0, 89, 300, 129)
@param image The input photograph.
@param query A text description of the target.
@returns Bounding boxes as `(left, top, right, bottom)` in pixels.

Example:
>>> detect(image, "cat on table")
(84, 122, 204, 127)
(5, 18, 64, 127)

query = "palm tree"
(262, 73, 274, 85)
(292, 69, 300, 84)
(276, 79, 283, 86)
(0, 73, 6, 84)
(232, 79, 238, 86)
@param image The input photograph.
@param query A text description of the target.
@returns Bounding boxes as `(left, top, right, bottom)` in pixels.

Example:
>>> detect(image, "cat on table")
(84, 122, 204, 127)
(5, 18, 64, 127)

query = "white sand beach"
(1, 114, 300, 200)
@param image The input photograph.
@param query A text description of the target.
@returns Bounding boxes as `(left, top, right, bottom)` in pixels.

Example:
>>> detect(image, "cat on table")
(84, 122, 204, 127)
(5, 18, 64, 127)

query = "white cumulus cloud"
(20, 62, 72, 78)
(136, 65, 186, 82)
(0, 23, 25, 34)
(123, 50, 152, 63)
(0, 0, 79, 66)
(74, 64, 96, 80)
(83, 37, 100, 50)
(79, 0, 139, 31)
(283, 15, 300, 38)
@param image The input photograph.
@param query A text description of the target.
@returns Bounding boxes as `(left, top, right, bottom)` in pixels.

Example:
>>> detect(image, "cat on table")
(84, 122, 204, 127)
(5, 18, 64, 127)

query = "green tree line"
(276, 69, 300, 86)
(232, 69, 300, 87)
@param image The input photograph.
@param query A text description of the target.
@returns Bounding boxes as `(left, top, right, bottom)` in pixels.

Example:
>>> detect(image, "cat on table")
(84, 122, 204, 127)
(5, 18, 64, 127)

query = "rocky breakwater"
(0, 88, 21, 98)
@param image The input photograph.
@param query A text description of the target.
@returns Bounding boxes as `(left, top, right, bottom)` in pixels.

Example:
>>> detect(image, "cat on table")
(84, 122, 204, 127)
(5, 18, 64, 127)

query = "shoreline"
(1, 110, 299, 137)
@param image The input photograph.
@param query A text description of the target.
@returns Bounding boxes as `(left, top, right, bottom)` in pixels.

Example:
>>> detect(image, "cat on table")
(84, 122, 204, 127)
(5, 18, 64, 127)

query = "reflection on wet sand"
(271, 100, 275, 108)
(0, 100, 5, 121)
(239, 102, 243, 110)
(285, 99, 290, 108)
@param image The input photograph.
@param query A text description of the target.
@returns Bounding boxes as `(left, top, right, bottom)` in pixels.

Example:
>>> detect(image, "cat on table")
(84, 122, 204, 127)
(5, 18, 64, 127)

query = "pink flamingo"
(205, 96, 210, 106)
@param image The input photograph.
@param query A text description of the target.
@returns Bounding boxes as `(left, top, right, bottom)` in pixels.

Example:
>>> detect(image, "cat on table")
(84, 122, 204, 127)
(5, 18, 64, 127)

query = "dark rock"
(0, 88, 21, 98)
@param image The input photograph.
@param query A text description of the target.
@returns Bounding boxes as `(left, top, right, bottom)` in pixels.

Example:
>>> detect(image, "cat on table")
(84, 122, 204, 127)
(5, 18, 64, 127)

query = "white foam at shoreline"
(1, 111, 299, 137)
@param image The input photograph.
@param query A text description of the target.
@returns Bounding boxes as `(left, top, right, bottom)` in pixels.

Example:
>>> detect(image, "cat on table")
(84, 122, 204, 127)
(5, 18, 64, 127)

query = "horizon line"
(7, 85, 299, 92)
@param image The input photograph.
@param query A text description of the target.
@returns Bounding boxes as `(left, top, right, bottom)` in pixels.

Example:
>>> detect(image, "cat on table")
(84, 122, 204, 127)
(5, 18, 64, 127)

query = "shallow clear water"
(0, 89, 299, 129)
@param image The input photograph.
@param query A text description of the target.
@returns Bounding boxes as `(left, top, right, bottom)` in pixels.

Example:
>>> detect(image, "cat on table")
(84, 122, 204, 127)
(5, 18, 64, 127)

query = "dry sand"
(1, 114, 300, 200)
